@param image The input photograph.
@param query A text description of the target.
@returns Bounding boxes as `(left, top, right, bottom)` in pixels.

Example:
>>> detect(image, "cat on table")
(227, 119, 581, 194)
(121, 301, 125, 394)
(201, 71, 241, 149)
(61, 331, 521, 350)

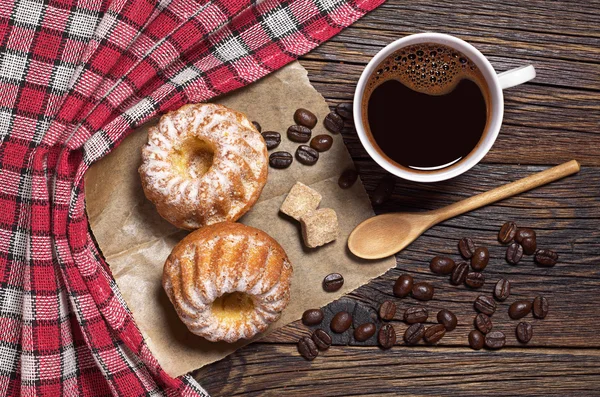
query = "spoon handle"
(430, 160, 581, 222)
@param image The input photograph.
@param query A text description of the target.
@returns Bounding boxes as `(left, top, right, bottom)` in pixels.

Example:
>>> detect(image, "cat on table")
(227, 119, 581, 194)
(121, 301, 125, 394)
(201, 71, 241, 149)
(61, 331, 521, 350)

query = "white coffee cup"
(353, 33, 536, 183)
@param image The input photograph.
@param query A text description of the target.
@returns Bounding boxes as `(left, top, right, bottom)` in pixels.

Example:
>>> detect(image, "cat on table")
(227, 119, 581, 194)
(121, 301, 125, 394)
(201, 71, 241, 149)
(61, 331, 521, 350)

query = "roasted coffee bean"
(516, 322, 533, 343)
(262, 131, 281, 150)
(296, 145, 319, 165)
(498, 221, 517, 244)
(430, 256, 455, 275)
(437, 309, 457, 331)
(474, 295, 496, 316)
(494, 278, 511, 302)
(506, 242, 523, 265)
(323, 111, 344, 133)
(475, 313, 493, 334)
(468, 330, 485, 350)
(509, 300, 532, 320)
(269, 151, 293, 169)
(372, 177, 395, 205)
(393, 274, 413, 298)
(378, 324, 396, 349)
(287, 125, 312, 143)
(458, 237, 476, 259)
(298, 336, 318, 360)
(379, 300, 396, 321)
(404, 307, 428, 324)
(302, 309, 324, 326)
(311, 329, 332, 350)
(515, 228, 536, 244)
(338, 169, 358, 189)
(412, 282, 434, 301)
(485, 330, 506, 349)
(471, 247, 489, 271)
(424, 324, 446, 344)
(323, 273, 344, 292)
(465, 272, 485, 288)
(335, 102, 353, 120)
(533, 296, 549, 319)
(310, 134, 333, 152)
(251, 121, 262, 132)
(535, 249, 558, 267)
(404, 323, 425, 345)
(450, 262, 469, 285)
(330, 311, 352, 333)
(521, 237, 537, 255)
(294, 108, 317, 129)
(354, 323, 376, 342)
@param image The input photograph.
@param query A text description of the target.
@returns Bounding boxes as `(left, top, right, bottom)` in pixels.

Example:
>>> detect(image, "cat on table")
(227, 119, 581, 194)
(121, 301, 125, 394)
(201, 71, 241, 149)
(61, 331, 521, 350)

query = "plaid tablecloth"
(0, 0, 383, 395)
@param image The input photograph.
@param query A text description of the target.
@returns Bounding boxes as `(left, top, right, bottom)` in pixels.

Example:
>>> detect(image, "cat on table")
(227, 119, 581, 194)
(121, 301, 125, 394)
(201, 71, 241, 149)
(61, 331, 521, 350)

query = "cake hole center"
(172, 137, 215, 179)
(211, 292, 255, 323)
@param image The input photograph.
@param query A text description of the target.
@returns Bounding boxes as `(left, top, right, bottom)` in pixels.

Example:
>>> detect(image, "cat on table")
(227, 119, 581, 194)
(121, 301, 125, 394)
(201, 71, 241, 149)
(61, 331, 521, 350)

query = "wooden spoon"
(348, 160, 580, 260)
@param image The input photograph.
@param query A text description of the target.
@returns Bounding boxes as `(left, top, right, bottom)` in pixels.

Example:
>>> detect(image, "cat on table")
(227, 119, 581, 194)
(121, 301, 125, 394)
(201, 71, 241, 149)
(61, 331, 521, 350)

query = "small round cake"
(162, 222, 293, 343)
(139, 103, 268, 230)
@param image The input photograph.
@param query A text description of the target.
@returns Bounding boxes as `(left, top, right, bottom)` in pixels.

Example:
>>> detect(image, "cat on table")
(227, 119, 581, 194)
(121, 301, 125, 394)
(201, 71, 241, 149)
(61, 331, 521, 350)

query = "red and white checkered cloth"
(0, 0, 383, 395)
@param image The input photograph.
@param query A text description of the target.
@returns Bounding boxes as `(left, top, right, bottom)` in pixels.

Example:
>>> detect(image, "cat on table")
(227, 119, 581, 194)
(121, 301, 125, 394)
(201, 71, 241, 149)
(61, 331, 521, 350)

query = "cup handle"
(497, 65, 536, 90)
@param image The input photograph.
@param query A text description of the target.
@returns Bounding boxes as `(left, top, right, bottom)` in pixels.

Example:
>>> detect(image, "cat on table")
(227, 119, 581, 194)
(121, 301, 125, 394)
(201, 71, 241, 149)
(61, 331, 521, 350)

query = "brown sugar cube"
(300, 208, 339, 248)
(280, 182, 322, 221)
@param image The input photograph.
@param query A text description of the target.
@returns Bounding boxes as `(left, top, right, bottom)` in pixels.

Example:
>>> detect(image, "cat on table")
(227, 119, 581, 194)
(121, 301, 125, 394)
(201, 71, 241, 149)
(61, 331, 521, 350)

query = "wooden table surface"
(195, 1, 600, 395)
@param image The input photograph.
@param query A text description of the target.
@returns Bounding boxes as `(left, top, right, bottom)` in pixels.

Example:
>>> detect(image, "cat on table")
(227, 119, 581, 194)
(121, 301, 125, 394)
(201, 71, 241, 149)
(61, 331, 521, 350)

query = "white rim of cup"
(353, 33, 504, 183)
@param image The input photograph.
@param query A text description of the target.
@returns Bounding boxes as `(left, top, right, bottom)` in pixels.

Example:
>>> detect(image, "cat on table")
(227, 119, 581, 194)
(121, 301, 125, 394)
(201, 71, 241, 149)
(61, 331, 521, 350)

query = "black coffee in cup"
(362, 43, 490, 171)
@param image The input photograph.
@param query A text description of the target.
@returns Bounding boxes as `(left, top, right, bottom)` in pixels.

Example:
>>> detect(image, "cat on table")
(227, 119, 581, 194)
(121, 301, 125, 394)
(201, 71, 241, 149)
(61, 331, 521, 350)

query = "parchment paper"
(85, 61, 396, 377)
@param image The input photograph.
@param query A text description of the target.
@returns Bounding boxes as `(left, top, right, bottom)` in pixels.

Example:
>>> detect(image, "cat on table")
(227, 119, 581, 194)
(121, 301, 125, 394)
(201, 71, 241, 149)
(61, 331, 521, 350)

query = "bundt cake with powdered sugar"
(139, 103, 268, 230)
(162, 222, 293, 343)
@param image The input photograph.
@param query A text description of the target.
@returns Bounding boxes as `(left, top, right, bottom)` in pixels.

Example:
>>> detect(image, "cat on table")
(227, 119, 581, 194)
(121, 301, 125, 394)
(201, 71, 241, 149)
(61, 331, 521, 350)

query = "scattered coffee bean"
(404, 323, 425, 345)
(474, 295, 496, 316)
(498, 221, 517, 244)
(430, 256, 456, 275)
(508, 300, 532, 320)
(533, 296, 549, 319)
(465, 272, 485, 288)
(335, 102, 353, 120)
(475, 313, 493, 334)
(298, 336, 318, 360)
(521, 237, 537, 255)
(302, 309, 324, 326)
(323, 273, 344, 292)
(471, 247, 489, 271)
(515, 228, 536, 244)
(393, 274, 413, 298)
(310, 134, 333, 152)
(412, 282, 434, 301)
(311, 329, 332, 350)
(535, 249, 558, 267)
(458, 237, 476, 259)
(251, 121, 262, 133)
(506, 242, 523, 265)
(379, 300, 396, 321)
(269, 151, 293, 169)
(372, 177, 395, 205)
(262, 131, 281, 150)
(437, 309, 458, 331)
(485, 330, 506, 349)
(469, 330, 485, 350)
(494, 278, 511, 302)
(378, 324, 396, 349)
(294, 108, 317, 129)
(404, 307, 428, 324)
(516, 322, 533, 343)
(354, 323, 376, 342)
(424, 324, 446, 344)
(323, 111, 344, 133)
(451, 262, 469, 285)
(330, 311, 352, 333)
(338, 169, 358, 189)
(287, 125, 312, 143)
(296, 145, 319, 165)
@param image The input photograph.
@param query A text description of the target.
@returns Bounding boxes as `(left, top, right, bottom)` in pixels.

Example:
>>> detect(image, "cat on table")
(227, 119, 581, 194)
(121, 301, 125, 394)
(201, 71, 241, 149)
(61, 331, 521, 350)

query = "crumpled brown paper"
(85, 61, 396, 377)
